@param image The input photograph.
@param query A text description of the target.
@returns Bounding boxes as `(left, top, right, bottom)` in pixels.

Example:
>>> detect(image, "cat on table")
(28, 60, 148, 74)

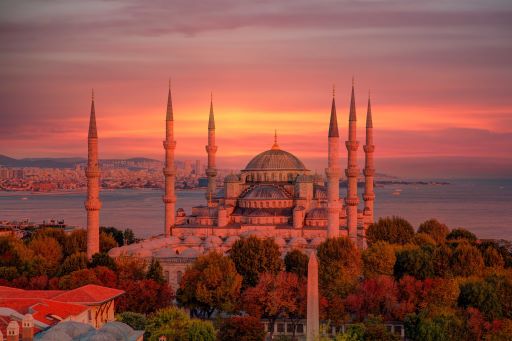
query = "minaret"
(326, 86, 340, 238)
(363, 92, 375, 226)
(205, 93, 217, 201)
(163, 81, 176, 237)
(85, 90, 101, 259)
(345, 80, 359, 244)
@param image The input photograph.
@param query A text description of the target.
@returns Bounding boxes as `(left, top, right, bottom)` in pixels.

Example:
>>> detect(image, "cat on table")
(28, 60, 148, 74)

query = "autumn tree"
(362, 241, 396, 278)
(284, 249, 309, 278)
(218, 316, 266, 341)
(317, 237, 361, 299)
(101, 226, 125, 246)
(100, 232, 117, 253)
(116, 256, 147, 282)
(117, 279, 174, 314)
(242, 271, 305, 338)
(446, 228, 477, 243)
(450, 243, 484, 277)
(59, 252, 88, 275)
(417, 219, 450, 244)
(412, 233, 436, 247)
(229, 236, 283, 288)
(432, 244, 452, 277)
(478, 243, 505, 268)
(176, 251, 242, 318)
(28, 236, 63, 276)
(64, 229, 87, 256)
(366, 216, 415, 245)
(89, 252, 117, 271)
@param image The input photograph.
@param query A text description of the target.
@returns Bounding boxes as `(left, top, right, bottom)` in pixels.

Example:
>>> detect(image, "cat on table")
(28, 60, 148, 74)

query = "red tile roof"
(52, 284, 124, 305)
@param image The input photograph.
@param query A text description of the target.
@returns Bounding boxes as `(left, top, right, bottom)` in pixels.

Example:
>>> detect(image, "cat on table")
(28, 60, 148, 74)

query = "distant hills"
(0, 155, 162, 169)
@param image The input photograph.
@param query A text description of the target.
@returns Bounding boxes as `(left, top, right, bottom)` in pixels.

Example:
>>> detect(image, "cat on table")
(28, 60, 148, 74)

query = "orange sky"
(0, 0, 511, 177)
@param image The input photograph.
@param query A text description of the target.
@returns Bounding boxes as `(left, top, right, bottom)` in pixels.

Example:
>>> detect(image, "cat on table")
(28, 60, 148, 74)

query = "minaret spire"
(326, 86, 341, 238)
(272, 129, 280, 150)
(85, 90, 101, 259)
(206, 93, 218, 201)
(345, 80, 360, 246)
(363, 91, 375, 248)
(163, 80, 177, 236)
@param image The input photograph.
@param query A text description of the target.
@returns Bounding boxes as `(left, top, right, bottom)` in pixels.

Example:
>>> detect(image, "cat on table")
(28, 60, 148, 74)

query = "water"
(0, 179, 511, 240)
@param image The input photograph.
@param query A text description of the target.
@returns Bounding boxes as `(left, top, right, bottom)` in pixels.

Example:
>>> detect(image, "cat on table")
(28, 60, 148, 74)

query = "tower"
(363, 92, 375, 231)
(163, 82, 177, 237)
(306, 252, 319, 341)
(85, 90, 101, 259)
(326, 87, 341, 238)
(205, 94, 217, 201)
(345, 80, 359, 244)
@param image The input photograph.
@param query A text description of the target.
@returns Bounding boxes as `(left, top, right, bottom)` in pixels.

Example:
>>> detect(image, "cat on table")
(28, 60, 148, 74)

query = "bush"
(116, 311, 147, 331)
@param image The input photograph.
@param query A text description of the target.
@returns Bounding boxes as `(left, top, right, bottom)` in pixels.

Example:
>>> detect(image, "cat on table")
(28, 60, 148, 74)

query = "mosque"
(85, 81, 375, 288)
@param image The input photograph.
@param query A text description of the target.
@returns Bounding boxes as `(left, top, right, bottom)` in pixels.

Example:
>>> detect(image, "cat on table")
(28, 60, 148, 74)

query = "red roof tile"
(52, 284, 124, 305)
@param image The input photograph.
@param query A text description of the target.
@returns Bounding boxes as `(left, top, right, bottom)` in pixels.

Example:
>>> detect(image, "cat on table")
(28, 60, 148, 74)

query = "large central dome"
(244, 148, 307, 171)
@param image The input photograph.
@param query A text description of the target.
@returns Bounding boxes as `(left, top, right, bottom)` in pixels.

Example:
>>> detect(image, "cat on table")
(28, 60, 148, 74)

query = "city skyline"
(1, 0, 511, 178)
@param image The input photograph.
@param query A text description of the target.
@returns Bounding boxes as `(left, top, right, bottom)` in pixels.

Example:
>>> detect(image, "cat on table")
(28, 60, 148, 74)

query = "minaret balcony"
(363, 145, 375, 153)
(345, 168, 359, 177)
(163, 140, 176, 149)
(85, 200, 102, 210)
(363, 168, 375, 176)
(206, 168, 217, 177)
(363, 193, 376, 201)
(85, 169, 100, 177)
(345, 141, 360, 151)
(325, 168, 341, 178)
(163, 168, 176, 176)
(163, 195, 176, 203)
(345, 197, 360, 206)
(205, 145, 218, 153)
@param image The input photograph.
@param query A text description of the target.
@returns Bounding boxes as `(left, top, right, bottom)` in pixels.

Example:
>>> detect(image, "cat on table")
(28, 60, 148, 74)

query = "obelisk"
(307, 252, 319, 341)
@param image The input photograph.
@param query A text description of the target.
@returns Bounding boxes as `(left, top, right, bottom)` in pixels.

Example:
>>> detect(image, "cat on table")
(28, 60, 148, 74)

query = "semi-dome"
(306, 207, 328, 219)
(242, 185, 291, 200)
(244, 148, 307, 171)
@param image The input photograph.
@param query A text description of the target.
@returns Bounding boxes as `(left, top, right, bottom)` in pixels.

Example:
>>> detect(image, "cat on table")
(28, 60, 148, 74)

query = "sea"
(1, 179, 511, 240)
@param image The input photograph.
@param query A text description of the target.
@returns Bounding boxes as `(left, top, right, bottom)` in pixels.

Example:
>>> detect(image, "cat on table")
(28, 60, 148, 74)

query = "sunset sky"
(1, 0, 511, 178)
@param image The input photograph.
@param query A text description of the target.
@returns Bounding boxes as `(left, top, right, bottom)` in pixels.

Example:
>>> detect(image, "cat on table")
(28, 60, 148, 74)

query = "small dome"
(183, 235, 203, 245)
(223, 235, 240, 247)
(273, 237, 286, 247)
(289, 237, 308, 247)
(87, 332, 117, 341)
(204, 235, 223, 245)
(310, 237, 326, 247)
(179, 248, 201, 258)
(153, 248, 178, 258)
(242, 185, 291, 200)
(99, 321, 135, 339)
(50, 321, 94, 338)
(306, 207, 328, 219)
(133, 248, 153, 258)
(244, 148, 307, 171)
(37, 330, 73, 341)
(225, 174, 240, 182)
(162, 236, 181, 245)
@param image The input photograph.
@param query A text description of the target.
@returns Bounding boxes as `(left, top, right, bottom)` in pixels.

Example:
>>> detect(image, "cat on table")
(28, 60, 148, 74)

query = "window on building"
(287, 323, 294, 333)
(296, 324, 304, 334)
(277, 323, 285, 333)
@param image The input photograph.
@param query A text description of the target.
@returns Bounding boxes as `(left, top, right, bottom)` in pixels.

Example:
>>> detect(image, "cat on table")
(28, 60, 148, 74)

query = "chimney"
(21, 314, 34, 341)
(6, 321, 19, 341)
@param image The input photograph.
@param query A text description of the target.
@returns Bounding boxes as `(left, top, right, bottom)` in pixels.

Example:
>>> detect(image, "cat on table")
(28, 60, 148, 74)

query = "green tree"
(229, 236, 283, 288)
(450, 243, 484, 277)
(217, 316, 266, 341)
(101, 226, 124, 246)
(432, 244, 452, 277)
(284, 249, 309, 278)
(405, 311, 468, 341)
(90, 252, 117, 271)
(480, 245, 505, 268)
(458, 279, 502, 320)
(177, 251, 242, 318)
(64, 229, 87, 256)
(317, 237, 361, 298)
(116, 311, 147, 331)
(124, 228, 136, 245)
(186, 319, 215, 341)
(363, 316, 400, 341)
(394, 246, 435, 280)
(417, 219, 450, 244)
(100, 232, 118, 253)
(446, 228, 477, 243)
(412, 233, 436, 247)
(146, 258, 165, 284)
(362, 241, 396, 278)
(367, 216, 415, 245)
(59, 252, 88, 276)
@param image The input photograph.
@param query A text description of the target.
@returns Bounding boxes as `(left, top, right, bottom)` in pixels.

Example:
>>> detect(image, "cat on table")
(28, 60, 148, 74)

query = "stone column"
(307, 252, 319, 341)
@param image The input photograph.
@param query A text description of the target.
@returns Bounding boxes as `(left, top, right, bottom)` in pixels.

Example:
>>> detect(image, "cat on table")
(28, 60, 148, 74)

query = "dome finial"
(272, 129, 280, 150)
